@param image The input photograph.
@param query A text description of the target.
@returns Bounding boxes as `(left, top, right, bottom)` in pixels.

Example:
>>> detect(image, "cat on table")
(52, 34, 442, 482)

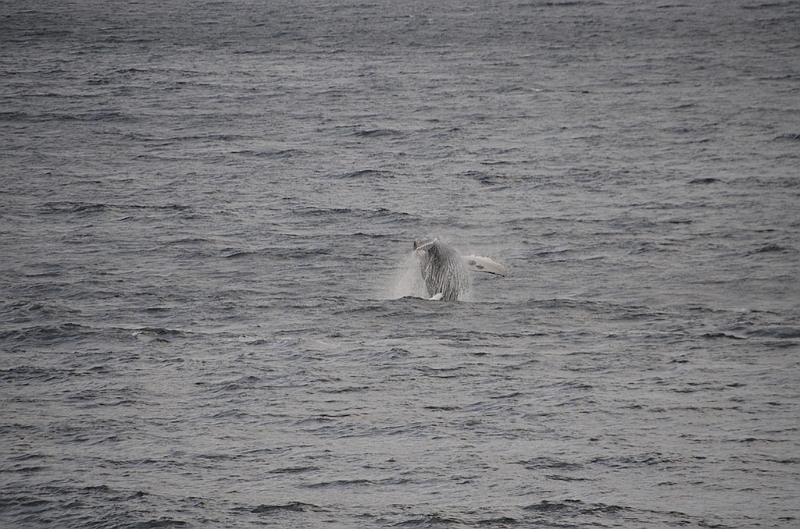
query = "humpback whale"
(413, 238, 507, 301)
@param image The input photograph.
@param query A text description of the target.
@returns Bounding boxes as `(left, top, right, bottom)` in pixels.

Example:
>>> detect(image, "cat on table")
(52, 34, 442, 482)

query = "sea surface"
(2, 0, 799, 527)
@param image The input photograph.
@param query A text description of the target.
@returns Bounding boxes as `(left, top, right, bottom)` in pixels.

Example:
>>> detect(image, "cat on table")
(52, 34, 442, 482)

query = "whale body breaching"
(413, 238, 507, 301)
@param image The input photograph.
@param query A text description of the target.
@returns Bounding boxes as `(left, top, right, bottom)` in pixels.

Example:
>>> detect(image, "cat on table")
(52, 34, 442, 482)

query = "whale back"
(414, 238, 470, 301)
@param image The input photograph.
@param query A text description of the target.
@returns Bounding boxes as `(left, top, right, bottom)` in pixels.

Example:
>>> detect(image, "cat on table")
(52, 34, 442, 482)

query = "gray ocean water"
(2, 0, 799, 527)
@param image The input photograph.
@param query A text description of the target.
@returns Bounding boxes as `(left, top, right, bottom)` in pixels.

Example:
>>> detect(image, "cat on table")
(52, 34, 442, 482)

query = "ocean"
(1, 0, 799, 527)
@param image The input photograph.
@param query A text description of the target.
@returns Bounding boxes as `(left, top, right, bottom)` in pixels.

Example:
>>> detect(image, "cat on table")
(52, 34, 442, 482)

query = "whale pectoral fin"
(429, 293, 444, 301)
(463, 255, 507, 277)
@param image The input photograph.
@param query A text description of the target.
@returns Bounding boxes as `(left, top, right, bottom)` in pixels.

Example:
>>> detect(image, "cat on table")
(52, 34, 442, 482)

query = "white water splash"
(387, 252, 428, 299)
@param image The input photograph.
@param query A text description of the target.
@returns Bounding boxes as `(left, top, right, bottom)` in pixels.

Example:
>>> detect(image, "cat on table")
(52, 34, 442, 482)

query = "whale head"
(412, 238, 470, 301)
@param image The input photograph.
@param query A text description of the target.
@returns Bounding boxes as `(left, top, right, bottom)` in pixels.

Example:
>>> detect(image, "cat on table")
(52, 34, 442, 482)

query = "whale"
(413, 238, 507, 301)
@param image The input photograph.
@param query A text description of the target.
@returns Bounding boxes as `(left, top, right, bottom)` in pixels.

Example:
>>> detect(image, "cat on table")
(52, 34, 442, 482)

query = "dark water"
(2, 0, 799, 527)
